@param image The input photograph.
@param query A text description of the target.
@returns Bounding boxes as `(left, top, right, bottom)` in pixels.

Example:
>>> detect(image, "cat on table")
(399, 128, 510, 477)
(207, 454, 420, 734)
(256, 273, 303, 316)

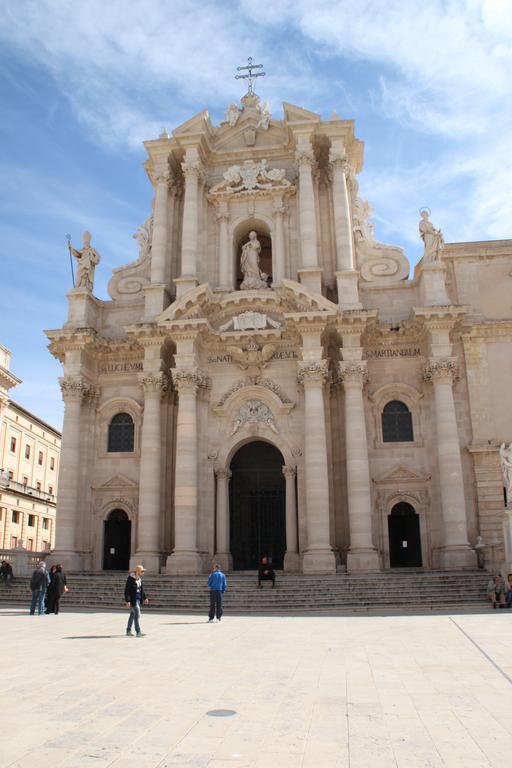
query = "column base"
(142, 284, 170, 321)
(297, 267, 323, 296)
(284, 551, 301, 572)
(346, 548, 381, 572)
(130, 552, 162, 573)
(335, 270, 362, 309)
(174, 277, 199, 299)
(50, 550, 83, 572)
(165, 550, 203, 575)
(302, 548, 336, 574)
(436, 545, 477, 569)
(213, 553, 233, 572)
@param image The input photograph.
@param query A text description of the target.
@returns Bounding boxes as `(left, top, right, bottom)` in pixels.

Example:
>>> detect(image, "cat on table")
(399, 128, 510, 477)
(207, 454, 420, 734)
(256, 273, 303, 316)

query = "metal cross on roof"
(235, 57, 266, 95)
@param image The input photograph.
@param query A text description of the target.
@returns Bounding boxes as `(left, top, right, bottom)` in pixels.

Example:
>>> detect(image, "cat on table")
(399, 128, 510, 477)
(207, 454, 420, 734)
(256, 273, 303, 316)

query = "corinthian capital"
(282, 465, 296, 479)
(423, 358, 459, 383)
(328, 149, 349, 174)
(215, 468, 232, 481)
(59, 376, 91, 402)
(338, 361, 369, 387)
(171, 368, 208, 393)
(297, 360, 329, 385)
(140, 372, 168, 394)
(181, 160, 204, 182)
(295, 148, 315, 170)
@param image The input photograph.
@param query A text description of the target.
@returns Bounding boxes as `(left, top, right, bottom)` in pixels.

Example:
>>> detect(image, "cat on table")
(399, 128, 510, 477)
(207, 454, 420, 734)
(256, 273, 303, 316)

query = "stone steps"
(0, 571, 491, 613)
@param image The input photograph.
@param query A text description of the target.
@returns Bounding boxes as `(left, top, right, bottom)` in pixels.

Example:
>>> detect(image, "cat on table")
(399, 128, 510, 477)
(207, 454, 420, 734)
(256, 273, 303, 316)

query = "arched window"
(107, 413, 134, 452)
(382, 400, 413, 442)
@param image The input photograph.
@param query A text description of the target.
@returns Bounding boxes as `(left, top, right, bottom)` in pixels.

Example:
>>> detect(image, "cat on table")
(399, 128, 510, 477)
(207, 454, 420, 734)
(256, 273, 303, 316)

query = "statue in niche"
(500, 443, 512, 507)
(419, 209, 444, 263)
(68, 230, 100, 291)
(240, 230, 269, 290)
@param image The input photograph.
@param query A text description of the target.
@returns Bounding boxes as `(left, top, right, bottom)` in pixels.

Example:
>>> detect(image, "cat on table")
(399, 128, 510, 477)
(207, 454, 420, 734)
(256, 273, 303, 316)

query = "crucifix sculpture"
(235, 57, 266, 94)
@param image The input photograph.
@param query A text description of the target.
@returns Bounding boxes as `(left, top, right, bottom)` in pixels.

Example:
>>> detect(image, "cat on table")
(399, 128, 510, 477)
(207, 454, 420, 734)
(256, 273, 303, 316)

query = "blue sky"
(1, 0, 511, 430)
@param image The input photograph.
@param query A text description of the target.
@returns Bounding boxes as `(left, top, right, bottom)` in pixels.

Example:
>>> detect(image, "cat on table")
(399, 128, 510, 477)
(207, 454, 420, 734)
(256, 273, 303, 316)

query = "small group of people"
(487, 573, 512, 609)
(29, 561, 68, 615)
(126, 557, 277, 634)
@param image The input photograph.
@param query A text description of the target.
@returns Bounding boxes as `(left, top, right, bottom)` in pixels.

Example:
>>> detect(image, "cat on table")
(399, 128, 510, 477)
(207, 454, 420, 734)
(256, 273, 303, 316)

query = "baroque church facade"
(46, 88, 512, 574)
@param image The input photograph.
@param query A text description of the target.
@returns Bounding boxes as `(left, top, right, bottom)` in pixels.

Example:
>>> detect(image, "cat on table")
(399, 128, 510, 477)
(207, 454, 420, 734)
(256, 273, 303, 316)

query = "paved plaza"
(1, 607, 512, 767)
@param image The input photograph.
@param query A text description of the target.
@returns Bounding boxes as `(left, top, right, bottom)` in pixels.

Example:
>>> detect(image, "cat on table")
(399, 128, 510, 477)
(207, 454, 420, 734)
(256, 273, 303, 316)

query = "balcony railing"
(0, 475, 56, 503)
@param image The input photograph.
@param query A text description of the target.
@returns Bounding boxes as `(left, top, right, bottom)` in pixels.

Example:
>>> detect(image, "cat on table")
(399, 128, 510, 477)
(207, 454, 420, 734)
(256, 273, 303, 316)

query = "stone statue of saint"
(240, 230, 268, 290)
(69, 231, 100, 291)
(500, 442, 512, 506)
(419, 210, 444, 263)
(224, 102, 240, 127)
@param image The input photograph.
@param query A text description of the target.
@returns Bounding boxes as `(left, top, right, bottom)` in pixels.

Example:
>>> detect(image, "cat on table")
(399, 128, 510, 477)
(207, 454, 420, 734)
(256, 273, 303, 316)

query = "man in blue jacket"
(207, 564, 227, 622)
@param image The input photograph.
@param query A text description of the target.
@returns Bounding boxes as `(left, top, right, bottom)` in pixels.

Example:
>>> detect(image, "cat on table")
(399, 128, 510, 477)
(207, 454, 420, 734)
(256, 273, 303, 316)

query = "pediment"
(213, 122, 287, 152)
(173, 110, 213, 138)
(97, 473, 139, 489)
(373, 465, 430, 485)
(283, 102, 320, 124)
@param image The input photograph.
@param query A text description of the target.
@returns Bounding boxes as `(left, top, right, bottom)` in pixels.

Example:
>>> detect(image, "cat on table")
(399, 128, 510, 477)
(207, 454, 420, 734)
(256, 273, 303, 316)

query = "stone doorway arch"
(103, 509, 131, 571)
(229, 441, 286, 570)
(388, 502, 422, 568)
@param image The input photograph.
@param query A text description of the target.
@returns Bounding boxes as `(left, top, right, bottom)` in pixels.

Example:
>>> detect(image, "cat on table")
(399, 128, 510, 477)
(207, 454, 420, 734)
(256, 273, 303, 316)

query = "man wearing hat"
(124, 564, 149, 637)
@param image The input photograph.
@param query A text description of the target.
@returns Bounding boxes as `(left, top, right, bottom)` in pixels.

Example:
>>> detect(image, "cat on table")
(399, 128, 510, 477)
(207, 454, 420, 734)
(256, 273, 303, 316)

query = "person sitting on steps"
(258, 556, 275, 588)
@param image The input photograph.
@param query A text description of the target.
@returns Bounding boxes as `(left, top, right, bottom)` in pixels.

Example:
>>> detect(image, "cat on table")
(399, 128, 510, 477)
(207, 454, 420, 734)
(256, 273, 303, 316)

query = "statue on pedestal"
(419, 209, 444, 263)
(240, 231, 268, 290)
(69, 231, 101, 291)
(500, 442, 512, 507)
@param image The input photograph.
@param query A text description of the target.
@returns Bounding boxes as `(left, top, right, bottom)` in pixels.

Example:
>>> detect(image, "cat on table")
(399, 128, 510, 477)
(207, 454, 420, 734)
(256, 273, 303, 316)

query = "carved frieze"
(210, 159, 291, 195)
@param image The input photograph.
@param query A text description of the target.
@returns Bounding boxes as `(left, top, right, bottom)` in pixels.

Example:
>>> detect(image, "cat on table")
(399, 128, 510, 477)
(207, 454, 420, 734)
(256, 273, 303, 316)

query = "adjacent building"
(0, 345, 60, 552)
(46, 89, 512, 574)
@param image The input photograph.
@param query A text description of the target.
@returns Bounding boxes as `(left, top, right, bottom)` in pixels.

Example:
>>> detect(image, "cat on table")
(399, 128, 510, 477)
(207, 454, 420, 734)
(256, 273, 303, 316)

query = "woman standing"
(46, 564, 68, 614)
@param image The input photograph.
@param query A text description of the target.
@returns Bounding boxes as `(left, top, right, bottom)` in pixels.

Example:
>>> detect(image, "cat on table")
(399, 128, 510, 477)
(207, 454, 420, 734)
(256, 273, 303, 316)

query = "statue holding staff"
(68, 230, 101, 291)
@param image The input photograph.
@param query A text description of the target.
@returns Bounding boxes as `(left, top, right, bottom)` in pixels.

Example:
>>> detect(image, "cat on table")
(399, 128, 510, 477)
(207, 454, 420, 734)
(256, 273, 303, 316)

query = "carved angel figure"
(224, 102, 240, 127)
(353, 198, 375, 243)
(500, 442, 512, 506)
(419, 210, 444, 263)
(257, 101, 271, 130)
(240, 231, 268, 290)
(69, 231, 100, 291)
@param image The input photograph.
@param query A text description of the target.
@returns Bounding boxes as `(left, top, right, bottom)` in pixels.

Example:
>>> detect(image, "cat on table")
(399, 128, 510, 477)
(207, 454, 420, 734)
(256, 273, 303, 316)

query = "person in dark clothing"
(46, 564, 67, 614)
(1, 560, 13, 587)
(29, 562, 49, 615)
(258, 556, 275, 588)
(124, 564, 148, 637)
(207, 564, 227, 622)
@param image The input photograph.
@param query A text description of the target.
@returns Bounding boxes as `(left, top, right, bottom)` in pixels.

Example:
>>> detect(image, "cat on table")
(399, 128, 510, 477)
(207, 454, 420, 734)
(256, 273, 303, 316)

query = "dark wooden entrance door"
(103, 509, 131, 570)
(229, 441, 286, 570)
(388, 502, 422, 567)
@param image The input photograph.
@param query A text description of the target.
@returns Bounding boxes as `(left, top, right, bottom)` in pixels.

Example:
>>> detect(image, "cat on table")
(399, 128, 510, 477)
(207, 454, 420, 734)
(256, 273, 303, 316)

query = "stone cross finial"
(235, 56, 265, 95)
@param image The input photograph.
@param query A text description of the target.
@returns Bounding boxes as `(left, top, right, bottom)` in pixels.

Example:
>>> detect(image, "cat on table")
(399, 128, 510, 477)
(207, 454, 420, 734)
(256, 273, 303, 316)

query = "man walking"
(124, 564, 148, 637)
(208, 563, 227, 622)
(29, 561, 49, 615)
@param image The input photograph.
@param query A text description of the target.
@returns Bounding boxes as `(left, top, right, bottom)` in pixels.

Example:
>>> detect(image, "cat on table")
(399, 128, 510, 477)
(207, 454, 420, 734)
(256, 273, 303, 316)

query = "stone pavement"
(1, 607, 512, 767)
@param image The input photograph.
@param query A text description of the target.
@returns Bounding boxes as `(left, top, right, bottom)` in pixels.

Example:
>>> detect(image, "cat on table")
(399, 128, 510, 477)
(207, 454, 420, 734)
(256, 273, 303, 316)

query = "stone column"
(151, 173, 169, 285)
(298, 361, 336, 573)
(133, 372, 167, 572)
(283, 465, 300, 571)
(424, 359, 476, 567)
(166, 369, 204, 574)
(296, 147, 322, 294)
(54, 376, 90, 570)
(176, 159, 202, 297)
(272, 195, 286, 286)
(329, 151, 361, 309)
(339, 362, 380, 571)
(214, 468, 232, 571)
(216, 202, 231, 291)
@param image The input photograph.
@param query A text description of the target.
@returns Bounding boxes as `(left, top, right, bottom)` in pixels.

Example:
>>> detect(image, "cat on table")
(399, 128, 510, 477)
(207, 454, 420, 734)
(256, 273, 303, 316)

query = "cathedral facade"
(47, 90, 512, 574)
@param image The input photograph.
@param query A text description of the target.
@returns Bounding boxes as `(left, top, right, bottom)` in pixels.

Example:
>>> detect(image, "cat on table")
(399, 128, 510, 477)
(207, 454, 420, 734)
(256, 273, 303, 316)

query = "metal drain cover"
(206, 709, 237, 717)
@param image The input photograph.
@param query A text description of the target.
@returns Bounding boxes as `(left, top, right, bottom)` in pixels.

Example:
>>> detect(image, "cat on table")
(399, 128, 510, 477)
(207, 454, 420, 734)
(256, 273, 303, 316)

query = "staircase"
(0, 570, 491, 613)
